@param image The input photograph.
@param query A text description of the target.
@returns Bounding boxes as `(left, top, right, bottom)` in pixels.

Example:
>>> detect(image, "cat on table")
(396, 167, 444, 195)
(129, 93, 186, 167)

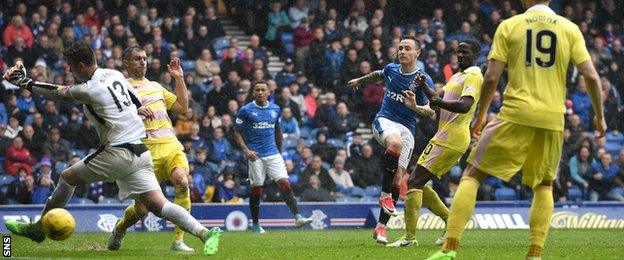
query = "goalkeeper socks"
(249, 186, 263, 224)
(40, 178, 76, 218)
(443, 176, 480, 252)
(277, 180, 299, 215)
(381, 149, 400, 194)
(161, 202, 206, 239)
(404, 189, 423, 239)
(528, 185, 553, 257)
(116, 204, 140, 233)
(422, 185, 449, 221)
(173, 187, 191, 242)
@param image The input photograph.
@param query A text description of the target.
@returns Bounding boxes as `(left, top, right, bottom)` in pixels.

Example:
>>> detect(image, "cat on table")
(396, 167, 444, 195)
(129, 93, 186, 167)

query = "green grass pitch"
(8, 229, 624, 259)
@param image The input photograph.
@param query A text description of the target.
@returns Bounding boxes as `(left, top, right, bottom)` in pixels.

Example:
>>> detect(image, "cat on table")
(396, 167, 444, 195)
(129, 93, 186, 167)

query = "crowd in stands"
(1, 0, 623, 205)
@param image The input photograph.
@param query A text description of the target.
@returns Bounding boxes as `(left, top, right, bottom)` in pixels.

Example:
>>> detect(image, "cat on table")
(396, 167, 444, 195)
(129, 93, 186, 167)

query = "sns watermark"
(2, 236, 10, 257)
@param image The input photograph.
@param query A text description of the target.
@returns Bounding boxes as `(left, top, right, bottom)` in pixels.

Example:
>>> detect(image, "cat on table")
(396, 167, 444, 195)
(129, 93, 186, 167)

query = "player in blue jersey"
(234, 81, 313, 233)
(348, 36, 435, 244)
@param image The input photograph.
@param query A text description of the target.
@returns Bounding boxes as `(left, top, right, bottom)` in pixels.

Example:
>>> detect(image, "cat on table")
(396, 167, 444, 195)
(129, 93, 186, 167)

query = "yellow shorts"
(417, 141, 464, 178)
(467, 118, 563, 187)
(146, 141, 189, 183)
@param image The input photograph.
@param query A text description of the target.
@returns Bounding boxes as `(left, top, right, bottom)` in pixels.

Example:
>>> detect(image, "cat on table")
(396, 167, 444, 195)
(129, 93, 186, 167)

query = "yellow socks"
(117, 204, 139, 233)
(528, 185, 553, 257)
(404, 189, 423, 239)
(443, 176, 480, 251)
(173, 187, 191, 242)
(422, 185, 449, 221)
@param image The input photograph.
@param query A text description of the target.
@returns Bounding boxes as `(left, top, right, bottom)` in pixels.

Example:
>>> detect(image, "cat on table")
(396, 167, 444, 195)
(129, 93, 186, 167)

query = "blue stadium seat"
(327, 138, 345, 149)
(284, 137, 298, 149)
(24, 114, 34, 125)
(281, 32, 294, 44)
(0, 184, 10, 195)
(212, 36, 229, 52)
(55, 162, 68, 175)
(0, 175, 15, 186)
(494, 188, 517, 201)
(605, 142, 621, 157)
(613, 187, 624, 197)
(121, 198, 134, 205)
(606, 132, 624, 144)
(7, 199, 19, 205)
(77, 198, 95, 205)
(101, 198, 121, 204)
(304, 139, 316, 147)
(567, 187, 583, 201)
(361, 196, 377, 202)
(71, 149, 86, 158)
(284, 43, 295, 55)
(310, 128, 321, 139)
(300, 126, 311, 140)
(181, 60, 196, 72)
(365, 185, 381, 198)
(349, 186, 366, 198)
(322, 162, 330, 170)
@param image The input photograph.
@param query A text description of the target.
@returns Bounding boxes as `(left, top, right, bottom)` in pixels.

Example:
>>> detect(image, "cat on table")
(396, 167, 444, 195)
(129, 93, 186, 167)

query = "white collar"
(398, 65, 420, 75)
(253, 101, 269, 108)
(463, 66, 481, 74)
(526, 4, 555, 14)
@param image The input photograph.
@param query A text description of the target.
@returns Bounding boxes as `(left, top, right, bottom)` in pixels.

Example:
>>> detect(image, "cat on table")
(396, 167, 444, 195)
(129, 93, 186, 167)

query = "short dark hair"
(123, 46, 145, 60)
(400, 35, 421, 49)
(253, 80, 268, 89)
(461, 40, 482, 55)
(63, 41, 95, 66)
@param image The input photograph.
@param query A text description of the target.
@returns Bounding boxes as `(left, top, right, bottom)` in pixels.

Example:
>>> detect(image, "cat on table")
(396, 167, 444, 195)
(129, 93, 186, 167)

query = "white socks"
(161, 202, 207, 239)
(40, 178, 76, 218)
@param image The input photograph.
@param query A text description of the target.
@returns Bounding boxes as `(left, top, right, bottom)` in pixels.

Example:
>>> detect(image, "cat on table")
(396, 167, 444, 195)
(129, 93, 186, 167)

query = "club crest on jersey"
(463, 86, 475, 94)
(270, 110, 278, 119)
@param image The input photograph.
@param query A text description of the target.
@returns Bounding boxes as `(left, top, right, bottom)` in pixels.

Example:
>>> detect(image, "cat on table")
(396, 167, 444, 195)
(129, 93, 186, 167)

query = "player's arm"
(233, 113, 259, 160)
(167, 58, 189, 114)
(274, 122, 283, 153)
(4, 63, 84, 104)
(347, 70, 383, 89)
(577, 60, 606, 138)
(471, 59, 505, 137)
(402, 90, 435, 117)
(430, 96, 475, 114)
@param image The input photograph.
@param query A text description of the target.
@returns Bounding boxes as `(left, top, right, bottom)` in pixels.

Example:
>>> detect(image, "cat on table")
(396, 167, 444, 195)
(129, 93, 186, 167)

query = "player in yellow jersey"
(427, 1, 606, 259)
(387, 41, 483, 248)
(108, 47, 196, 252)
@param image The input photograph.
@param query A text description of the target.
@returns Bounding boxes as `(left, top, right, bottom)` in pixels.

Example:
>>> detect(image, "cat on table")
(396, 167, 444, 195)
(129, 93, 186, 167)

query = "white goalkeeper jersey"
(32, 68, 146, 146)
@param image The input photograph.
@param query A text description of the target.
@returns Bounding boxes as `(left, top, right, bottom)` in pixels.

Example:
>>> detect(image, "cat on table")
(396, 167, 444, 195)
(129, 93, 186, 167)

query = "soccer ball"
(41, 208, 76, 241)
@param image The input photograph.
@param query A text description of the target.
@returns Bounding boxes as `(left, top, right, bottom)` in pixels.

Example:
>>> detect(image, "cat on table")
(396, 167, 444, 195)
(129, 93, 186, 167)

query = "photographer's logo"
(3, 236, 10, 257)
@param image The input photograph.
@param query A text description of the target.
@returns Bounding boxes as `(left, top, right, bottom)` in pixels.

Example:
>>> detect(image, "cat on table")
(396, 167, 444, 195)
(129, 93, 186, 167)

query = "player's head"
(64, 41, 96, 82)
(520, 0, 549, 9)
(253, 80, 269, 104)
(123, 46, 147, 78)
(398, 36, 421, 66)
(458, 40, 481, 70)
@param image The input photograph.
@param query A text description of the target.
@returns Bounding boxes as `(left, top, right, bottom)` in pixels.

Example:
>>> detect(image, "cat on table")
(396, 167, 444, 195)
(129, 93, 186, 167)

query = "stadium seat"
(322, 162, 330, 170)
(284, 43, 295, 56)
(605, 142, 621, 157)
(349, 186, 366, 198)
(613, 187, 624, 197)
(212, 36, 229, 52)
(280, 32, 294, 44)
(284, 137, 298, 149)
(71, 149, 86, 158)
(365, 185, 381, 198)
(0, 184, 9, 195)
(0, 175, 15, 186)
(77, 198, 95, 205)
(121, 198, 134, 205)
(300, 127, 311, 140)
(606, 132, 624, 143)
(100, 198, 121, 204)
(304, 139, 316, 147)
(494, 187, 517, 201)
(327, 138, 345, 149)
(361, 196, 377, 202)
(55, 162, 68, 175)
(567, 187, 583, 201)
(7, 199, 19, 205)
(181, 60, 196, 72)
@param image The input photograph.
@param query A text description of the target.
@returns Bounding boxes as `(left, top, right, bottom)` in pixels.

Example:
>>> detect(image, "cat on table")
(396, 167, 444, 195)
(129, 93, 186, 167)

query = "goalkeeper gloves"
(7, 61, 33, 89)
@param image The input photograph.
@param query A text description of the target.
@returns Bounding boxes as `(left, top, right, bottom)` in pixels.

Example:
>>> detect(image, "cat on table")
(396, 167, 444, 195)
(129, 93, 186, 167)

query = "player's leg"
(248, 158, 266, 233)
(266, 154, 312, 227)
(170, 166, 194, 252)
(524, 128, 562, 259)
(108, 201, 148, 250)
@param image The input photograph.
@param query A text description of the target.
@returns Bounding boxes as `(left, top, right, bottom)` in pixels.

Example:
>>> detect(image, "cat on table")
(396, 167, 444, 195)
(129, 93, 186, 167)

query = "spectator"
(8, 170, 34, 204)
(571, 76, 592, 129)
(280, 107, 300, 139)
(32, 157, 54, 204)
(210, 126, 235, 170)
(341, 49, 360, 85)
(304, 86, 320, 118)
(351, 144, 381, 187)
(300, 175, 335, 202)
(248, 34, 269, 66)
(6, 37, 33, 67)
(275, 58, 297, 88)
(32, 35, 59, 68)
(276, 87, 302, 124)
(328, 102, 359, 140)
(569, 146, 595, 191)
(217, 171, 240, 203)
(289, 82, 307, 117)
(220, 48, 243, 79)
(175, 108, 197, 136)
(42, 100, 64, 130)
(311, 131, 337, 163)
(203, 6, 225, 40)
(601, 77, 621, 132)
(5, 117, 22, 139)
(324, 40, 345, 87)
(293, 18, 313, 71)
(348, 133, 364, 158)
(301, 155, 337, 194)
(4, 136, 36, 175)
(314, 92, 337, 128)
(266, 1, 291, 51)
(590, 153, 624, 201)
(0, 126, 11, 157)
(443, 54, 460, 82)
(3, 15, 34, 48)
(206, 75, 231, 116)
(288, 0, 309, 28)
(328, 157, 354, 193)
(42, 127, 71, 165)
